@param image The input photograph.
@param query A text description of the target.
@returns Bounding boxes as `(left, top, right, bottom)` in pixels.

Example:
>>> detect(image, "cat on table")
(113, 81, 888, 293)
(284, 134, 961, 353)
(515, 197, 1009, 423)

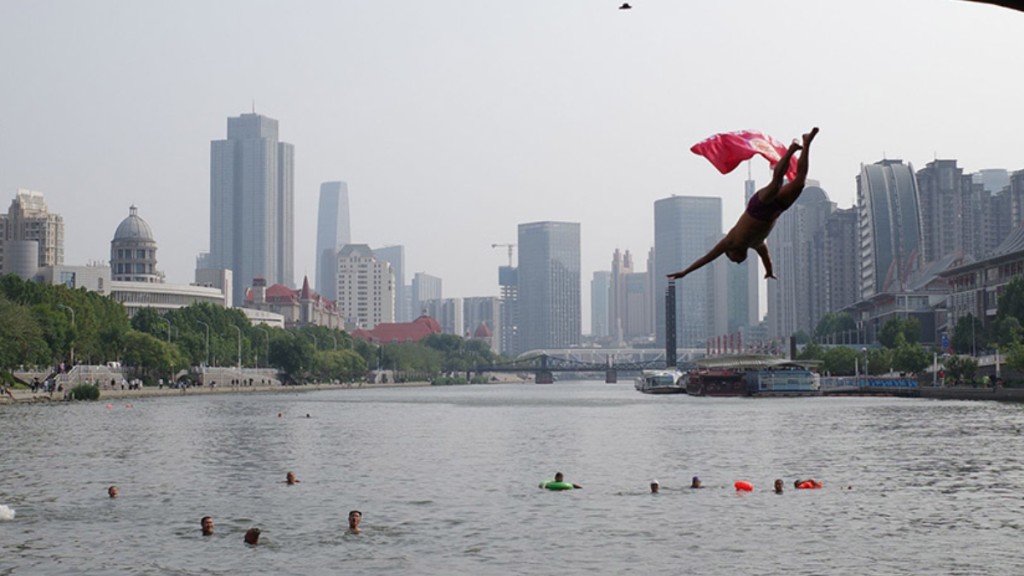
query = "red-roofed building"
(471, 321, 495, 352)
(244, 276, 342, 329)
(351, 315, 442, 344)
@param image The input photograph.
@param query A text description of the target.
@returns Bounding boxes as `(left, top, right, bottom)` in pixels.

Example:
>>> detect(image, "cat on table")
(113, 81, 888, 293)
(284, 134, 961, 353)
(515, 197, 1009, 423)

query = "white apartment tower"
(336, 244, 394, 329)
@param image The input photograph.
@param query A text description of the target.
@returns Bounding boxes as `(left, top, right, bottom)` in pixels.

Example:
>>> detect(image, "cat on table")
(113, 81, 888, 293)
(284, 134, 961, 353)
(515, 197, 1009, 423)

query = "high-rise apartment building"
(517, 221, 581, 352)
(817, 207, 860, 316)
(653, 196, 721, 348)
(916, 160, 968, 264)
(498, 265, 519, 356)
(315, 181, 351, 302)
(590, 271, 611, 339)
(336, 244, 394, 329)
(0, 189, 64, 277)
(375, 246, 408, 322)
(857, 160, 923, 300)
(209, 112, 294, 305)
(766, 183, 833, 338)
(411, 272, 442, 318)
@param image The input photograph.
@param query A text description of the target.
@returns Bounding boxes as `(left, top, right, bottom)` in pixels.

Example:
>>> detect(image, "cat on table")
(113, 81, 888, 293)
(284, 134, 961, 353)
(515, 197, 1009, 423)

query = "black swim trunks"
(746, 194, 785, 222)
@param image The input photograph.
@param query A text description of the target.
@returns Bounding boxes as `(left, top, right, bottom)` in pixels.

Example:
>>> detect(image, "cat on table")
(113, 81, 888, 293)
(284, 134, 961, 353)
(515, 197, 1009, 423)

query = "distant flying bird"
(619, 3, 631, 9)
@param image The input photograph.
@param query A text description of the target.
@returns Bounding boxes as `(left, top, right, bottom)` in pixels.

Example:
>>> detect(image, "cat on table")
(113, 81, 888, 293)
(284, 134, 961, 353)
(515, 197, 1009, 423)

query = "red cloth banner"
(691, 130, 798, 182)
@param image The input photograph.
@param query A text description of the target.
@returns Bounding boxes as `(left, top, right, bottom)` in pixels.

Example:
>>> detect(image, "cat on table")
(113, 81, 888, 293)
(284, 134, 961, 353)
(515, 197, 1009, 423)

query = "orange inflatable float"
(795, 480, 823, 489)
(734, 480, 754, 491)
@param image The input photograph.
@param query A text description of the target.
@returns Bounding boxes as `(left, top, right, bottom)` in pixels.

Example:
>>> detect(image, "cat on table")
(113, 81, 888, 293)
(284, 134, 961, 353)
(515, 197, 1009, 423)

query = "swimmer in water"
(348, 510, 362, 534)
(690, 476, 702, 489)
(668, 127, 819, 281)
(774, 479, 784, 494)
(554, 472, 582, 489)
(108, 485, 119, 499)
(201, 515, 214, 536)
(650, 480, 660, 494)
(286, 471, 300, 485)
(244, 527, 261, 545)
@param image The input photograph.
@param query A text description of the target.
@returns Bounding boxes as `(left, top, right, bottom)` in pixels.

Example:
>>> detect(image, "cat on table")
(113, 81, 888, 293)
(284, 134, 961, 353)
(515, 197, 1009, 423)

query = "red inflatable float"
(734, 480, 754, 491)
(796, 480, 823, 489)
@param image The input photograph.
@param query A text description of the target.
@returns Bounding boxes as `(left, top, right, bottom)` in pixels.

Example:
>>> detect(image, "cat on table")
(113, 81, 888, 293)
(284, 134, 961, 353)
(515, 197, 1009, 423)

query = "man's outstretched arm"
(754, 243, 775, 279)
(668, 238, 727, 280)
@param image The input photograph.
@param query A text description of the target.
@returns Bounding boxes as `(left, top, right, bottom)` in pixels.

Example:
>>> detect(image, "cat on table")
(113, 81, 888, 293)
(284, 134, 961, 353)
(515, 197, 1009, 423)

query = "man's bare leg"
(777, 127, 819, 205)
(758, 141, 802, 204)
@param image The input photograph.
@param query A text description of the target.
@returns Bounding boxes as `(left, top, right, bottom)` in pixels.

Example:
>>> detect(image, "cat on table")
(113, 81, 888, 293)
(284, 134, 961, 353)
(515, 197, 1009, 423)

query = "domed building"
(110, 205, 163, 283)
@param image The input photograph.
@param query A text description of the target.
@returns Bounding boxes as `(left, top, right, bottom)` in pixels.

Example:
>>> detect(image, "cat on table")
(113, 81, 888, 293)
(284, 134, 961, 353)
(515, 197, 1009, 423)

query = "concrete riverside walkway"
(0, 380, 432, 405)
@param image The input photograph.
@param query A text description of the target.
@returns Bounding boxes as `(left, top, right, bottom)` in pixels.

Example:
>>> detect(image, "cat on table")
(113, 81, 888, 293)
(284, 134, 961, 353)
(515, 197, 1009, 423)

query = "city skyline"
(2, 1, 1023, 335)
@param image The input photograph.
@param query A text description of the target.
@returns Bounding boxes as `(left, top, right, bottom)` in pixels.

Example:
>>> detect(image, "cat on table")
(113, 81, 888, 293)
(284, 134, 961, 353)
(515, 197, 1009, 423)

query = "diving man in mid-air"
(668, 127, 818, 281)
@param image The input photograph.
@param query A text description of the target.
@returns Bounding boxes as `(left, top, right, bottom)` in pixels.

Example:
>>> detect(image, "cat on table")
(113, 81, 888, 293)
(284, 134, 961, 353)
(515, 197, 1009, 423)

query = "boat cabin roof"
(693, 355, 820, 370)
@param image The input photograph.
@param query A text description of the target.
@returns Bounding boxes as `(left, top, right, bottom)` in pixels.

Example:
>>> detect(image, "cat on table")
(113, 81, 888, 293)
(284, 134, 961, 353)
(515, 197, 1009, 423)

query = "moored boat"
(686, 355, 820, 397)
(635, 369, 687, 394)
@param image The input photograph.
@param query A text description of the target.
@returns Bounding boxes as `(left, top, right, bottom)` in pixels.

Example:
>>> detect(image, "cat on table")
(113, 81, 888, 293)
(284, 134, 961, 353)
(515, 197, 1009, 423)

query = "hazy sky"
(2, 1, 1022, 332)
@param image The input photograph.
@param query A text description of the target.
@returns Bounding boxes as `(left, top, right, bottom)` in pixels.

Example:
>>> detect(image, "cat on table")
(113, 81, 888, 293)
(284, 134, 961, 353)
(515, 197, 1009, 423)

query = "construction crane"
(491, 243, 516, 267)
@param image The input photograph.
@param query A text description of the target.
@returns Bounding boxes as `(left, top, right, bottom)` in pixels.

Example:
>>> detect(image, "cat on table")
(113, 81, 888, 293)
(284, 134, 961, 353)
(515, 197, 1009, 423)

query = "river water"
(2, 381, 1024, 575)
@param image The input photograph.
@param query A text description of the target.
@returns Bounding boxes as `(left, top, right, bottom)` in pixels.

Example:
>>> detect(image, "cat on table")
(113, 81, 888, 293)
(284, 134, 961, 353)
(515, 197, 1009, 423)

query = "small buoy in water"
(734, 480, 753, 491)
(0, 504, 15, 520)
(105, 404, 113, 409)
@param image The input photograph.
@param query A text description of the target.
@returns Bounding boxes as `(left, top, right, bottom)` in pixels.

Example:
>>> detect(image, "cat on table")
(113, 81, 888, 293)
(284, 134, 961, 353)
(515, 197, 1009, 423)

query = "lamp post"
(331, 333, 338, 351)
(196, 321, 210, 367)
(861, 347, 869, 378)
(159, 316, 172, 343)
(57, 304, 75, 365)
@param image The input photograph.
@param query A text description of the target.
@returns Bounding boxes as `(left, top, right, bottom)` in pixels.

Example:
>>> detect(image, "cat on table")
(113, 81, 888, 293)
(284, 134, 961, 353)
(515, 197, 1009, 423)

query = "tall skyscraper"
(315, 181, 351, 301)
(590, 271, 611, 339)
(857, 160, 923, 299)
(0, 189, 64, 277)
(517, 221, 581, 352)
(916, 160, 966, 264)
(654, 196, 721, 348)
(623, 271, 652, 340)
(498, 265, 519, 356)
(818, 207, 859, 315)
(336, 244, 394, 329)
(209, 112, 294, 305)
(375, 246, 408, 322)
(609, 249, 633, 345)
(766, 182, 833, 338)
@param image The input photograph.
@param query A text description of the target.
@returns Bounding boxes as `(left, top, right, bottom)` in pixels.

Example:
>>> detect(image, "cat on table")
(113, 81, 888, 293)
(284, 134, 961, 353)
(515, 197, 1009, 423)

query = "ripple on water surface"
(2, 384, 1024, 575)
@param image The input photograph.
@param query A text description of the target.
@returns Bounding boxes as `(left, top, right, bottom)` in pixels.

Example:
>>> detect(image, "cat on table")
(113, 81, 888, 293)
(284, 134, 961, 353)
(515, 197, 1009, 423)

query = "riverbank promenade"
(0, 380, 429, 404)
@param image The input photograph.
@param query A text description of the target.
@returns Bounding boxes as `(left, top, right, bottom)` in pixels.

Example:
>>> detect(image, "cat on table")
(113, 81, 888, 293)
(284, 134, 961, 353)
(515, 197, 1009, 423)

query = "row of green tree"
(796, 276, 1024, 382)
(798, 315, 933, 376)
(0, 274, 501, 384)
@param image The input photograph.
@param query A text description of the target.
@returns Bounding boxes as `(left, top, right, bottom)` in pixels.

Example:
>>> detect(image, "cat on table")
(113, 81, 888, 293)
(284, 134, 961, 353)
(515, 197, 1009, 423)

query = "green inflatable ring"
(540, 480, 575, 491)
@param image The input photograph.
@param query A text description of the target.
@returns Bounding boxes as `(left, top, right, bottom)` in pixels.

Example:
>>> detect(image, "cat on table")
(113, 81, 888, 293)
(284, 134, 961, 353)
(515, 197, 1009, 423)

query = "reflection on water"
(2, 382, 1024, 575)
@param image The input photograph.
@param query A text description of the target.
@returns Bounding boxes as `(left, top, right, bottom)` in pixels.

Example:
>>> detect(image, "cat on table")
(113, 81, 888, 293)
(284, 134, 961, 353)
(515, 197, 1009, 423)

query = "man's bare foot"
(803, 127, 819, 146)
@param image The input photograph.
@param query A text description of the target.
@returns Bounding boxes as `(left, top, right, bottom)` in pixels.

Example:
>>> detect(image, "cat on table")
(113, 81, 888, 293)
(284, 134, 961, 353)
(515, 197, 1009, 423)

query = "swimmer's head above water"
(348, 510, 362, 533)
